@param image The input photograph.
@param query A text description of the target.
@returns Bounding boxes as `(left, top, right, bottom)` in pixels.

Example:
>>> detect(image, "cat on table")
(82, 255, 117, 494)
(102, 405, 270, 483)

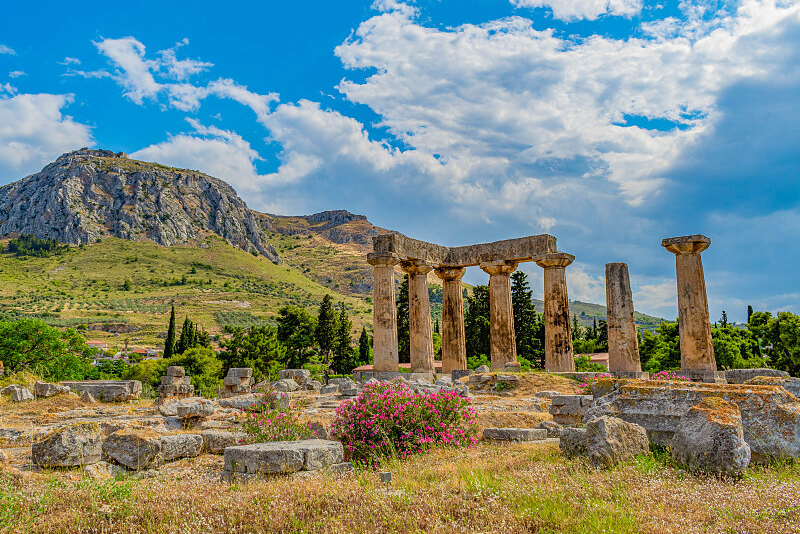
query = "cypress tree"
(511, 271, 541, 366)
(747, 305, 754, 323)
(164, 305, 176, 359)
(332, 303, 353, 373)
(396, 274, 410, 364)
(358, 326, 371, 366)
(464, 285, 491, 361)
(315, 295, 338, 371)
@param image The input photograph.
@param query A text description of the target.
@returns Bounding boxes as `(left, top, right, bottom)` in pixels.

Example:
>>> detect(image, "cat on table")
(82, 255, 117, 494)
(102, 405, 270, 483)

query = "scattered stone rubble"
(62, 380, 142, 402)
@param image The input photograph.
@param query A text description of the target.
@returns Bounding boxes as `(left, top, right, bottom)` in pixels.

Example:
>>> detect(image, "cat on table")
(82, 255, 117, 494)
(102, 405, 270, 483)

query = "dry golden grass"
(2, 441, 799, 534)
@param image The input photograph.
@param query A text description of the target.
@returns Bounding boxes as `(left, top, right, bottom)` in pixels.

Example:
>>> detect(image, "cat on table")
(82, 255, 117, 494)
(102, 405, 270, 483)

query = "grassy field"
(1, 441, 798, 533)
(0, 236, 371, 352)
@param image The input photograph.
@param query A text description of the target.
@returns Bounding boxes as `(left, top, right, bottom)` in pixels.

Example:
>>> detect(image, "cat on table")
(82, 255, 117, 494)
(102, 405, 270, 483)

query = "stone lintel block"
(661, 234, 711, 254)
(482, 428, 547, 441)
(167, 366, 186, 378)
(227, 368, 253, 379)
(223, 376, 250, 386)
(725, 368, 789, 384)
(223, 440, 344, 476)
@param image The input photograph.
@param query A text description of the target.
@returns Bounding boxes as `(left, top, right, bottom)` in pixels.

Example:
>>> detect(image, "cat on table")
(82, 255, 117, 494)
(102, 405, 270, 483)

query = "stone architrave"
(535, 253, 575, 372)
(480, 260, 518, 371)
(401, 260, 436, 374)
(662, 235, 716, 371)
(367, 253, 401, 372)
(605, 263, 641, 372)
(434, 266, 467, 373)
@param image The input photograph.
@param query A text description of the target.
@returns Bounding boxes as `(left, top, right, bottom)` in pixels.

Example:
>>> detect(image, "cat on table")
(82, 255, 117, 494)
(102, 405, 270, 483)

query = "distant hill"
(535, 299, 666, 331)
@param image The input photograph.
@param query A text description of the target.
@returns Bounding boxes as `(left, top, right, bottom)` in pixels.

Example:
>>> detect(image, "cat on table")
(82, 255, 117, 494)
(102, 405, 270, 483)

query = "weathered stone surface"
(671, 397, 750, 477)
(160, 434, 203, 462)
(451, 369, 473, 381)
(218, 393, 286, 411)
(435, 267, 467, 373)
(534, 390, 561, 399)
(0, 384, 20, 396)
(482, 428, 547, 441)
(725, 368, 789, 384)
(84, 461, 128, 481)
(481, 260, 518, 371)
(103, 428, 162, 470)
(81, 390, 97, 404)
(605, 263, 641, 373)
(31, 422, 103, 467)
(585, 380, 800, 461)
(176, 399, 216, 418)
(273, 378, 300, 392)
(402, 260, 436, 374)
(33, 381, 70, 398)
(368, 253, 400, 372)
(305, 380, 322, 391)
(549, 395, 594, 425)
(222, 439, 344, 480)
(586, 416, 649, 468)
(535, 253, 575, 372)
(320, 384, 339, 395)
(475, 365, 490, 374)
(11, 387, 33, 402)
(279, 369, 310, 383)
(536, 420, 564, 438)
(662, 235, 715, 371)
(228, 368, 254, 379)
(167, 366, 186, 378)
(62, 380, 142, 401)
(559, 427, 587, 458)
(202, 430, 248, 454)
(744, 376, 800, 399)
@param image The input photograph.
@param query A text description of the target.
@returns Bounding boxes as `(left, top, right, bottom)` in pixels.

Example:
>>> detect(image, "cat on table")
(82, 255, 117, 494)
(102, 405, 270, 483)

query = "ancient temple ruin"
(367, 232, 577, 374)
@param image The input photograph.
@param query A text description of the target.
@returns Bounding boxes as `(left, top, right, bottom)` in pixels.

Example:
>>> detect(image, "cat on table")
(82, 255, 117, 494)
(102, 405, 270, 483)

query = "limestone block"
(81, 391, 97, 404)
(62, 380, 142, 402)
(0, 384, 20, 396)
(534, 390, 561, 399)
(228, 368, 253, 379)
(83, 461, 128, 481)
(176, 399, 217, 418)
(320, 384, 339, 395)
(273, 378, 300, 392)
(559, 427, 587, 458)
(160, 434, 203, 462)
(536, 420, 564, 438)
(279, 369, 310, 385)
(435, 376, 453, 387)
(495, 374, 520, 383)
(222, 440, 344, 480)
(305, 380, 322, 391)
(102, 428, 162, 470)
(451, 369, 473, 381)
(202, 430, 248, 454)
(585, 379, 800, 461)
(475, 365, 490, 373)
(11, 387, 33, 402)
(482, 428, 547, 441)
(670, 397, 750, 477)
(167, 366, 186, 377)
(33, 381, 70, 398)
(745, 376, 800, 399)
(504, 362, 522, 372)
(223, 376, 246, 387)
(725, 368, 789, 384)
(32, 422, 103, 467)
(586, 416, 649, 468)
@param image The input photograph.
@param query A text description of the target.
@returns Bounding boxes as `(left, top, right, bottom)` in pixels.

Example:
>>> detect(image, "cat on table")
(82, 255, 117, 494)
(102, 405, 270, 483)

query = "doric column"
(605, 262, 641, 372)
(662, 235, 716, 371)
(434, 266, 467, 373)
(535, 253, 575, 372)
(401, 260, 435, 374)
(367, 252, 400, 373)
(480, 260, 518, 371)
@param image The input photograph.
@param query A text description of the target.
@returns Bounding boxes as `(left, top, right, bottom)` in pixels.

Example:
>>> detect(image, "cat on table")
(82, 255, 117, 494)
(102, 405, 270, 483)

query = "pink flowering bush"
(577, 373, 614, 394)
(649, 371, 690, 381)
(239, 409, 314, 444)
(330, 382, 479, 465)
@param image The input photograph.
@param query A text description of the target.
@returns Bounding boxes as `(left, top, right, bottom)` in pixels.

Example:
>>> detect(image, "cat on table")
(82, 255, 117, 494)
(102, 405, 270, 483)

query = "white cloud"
(632, 280, 676, 318)
(94, 37, 161, 103)
(60, 57, 81, 65)
(0, 93, 93, 183)
(0, 45, 15, 55)
(8, 71, 25, 78)
(159, 39, 213, 80)
(566, 262, 606, 303)
(510, 0, 643, 21)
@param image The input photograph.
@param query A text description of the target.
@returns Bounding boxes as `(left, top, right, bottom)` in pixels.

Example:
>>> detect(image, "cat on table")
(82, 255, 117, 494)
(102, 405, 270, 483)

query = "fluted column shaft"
(605, 262, 641, 372)
(367, 253, 400, 372)
(401, 261, 435, 374)
(434, 266, 467, 373)
(480, 260, 518, 371)
(535, 253, 575, 372)
(662, 235, 716, 371)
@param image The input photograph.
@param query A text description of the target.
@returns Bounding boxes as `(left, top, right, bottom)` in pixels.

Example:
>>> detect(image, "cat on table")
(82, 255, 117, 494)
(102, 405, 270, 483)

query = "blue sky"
(1, 0, 799, 322)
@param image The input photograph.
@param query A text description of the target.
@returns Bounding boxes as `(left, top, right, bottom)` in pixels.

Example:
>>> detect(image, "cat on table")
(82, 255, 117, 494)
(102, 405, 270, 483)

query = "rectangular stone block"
(167, 366, 185, 377)
(228, 368, 253, 379)
(550, 395, 583, 407)
(222, 440, 344, 478)
(482, 428, 547, 441)
(724, 368, 789, 384)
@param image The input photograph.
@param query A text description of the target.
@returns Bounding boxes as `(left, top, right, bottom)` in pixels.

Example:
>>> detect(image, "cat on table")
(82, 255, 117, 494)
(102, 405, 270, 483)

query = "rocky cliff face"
(0, 149, 281, 263)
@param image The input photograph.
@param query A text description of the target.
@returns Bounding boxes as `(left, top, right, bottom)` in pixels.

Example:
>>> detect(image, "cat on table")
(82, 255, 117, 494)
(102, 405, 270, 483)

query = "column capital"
(367, 252, 401, 267)
(401, 260, 435, 276)
(479, 260, 518, 276)
(434, 266, 466, 282)
(534, 252, 575, 269)
(661, 234, 710, 255)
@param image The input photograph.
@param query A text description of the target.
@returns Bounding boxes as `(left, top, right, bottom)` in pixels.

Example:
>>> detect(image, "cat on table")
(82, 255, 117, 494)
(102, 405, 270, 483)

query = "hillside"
(0, 236, 370, 352)
(539, 300, 666, 331)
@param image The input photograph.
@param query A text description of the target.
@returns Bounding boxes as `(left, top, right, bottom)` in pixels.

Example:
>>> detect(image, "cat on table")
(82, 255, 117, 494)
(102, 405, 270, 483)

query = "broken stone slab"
(670, 397, 750, 477)
(475, 365, 490, 374)
(536, 420, 563, 438)
(534, 390, 561, 399)
(451, 369, 473, 381)
(495, 374, 520, 383)
(745, 376, 800, 399)
(81, 391, 97, 404)
(160, 434, 203, 462)
(222, 439, 344, 481)
(273, 378, 300, 392)
(176, 399, 217, 419)
(0, 384, 20, 396)
(11, 387, 33, 402)
(320, 384, 339, 395)
(725, 368, 789, 384)
(202, 430, 248, 454)
(61, 380, 142, 402)
(217, 393, 286, 411)
(278, 369, 311, 385)
(586, 416, 649, 468)
(83, 461, 128, 481)
(504, 362, 522, 372)
(482, 428, 547, 441)
(31, 422, 103, 467)
(585, 379, 800, 462)
(33, 381, 70, 398)
(435, 376, 453, 387)
(559, 427, 587, 458)
(551, 395, 594, 407)
(102, 428, 162, 470)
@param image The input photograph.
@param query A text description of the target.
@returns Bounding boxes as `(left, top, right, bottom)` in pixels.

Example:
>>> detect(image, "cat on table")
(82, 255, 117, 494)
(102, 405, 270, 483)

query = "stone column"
(480, 260, 518, 371)
(662, 235, 716, 372)
(401, 260, 435, 374)
(535, 253, 575, 372)
(367, 253, 400, 373)
(605, 262, 641, 373)
(434, 266, 467, 373)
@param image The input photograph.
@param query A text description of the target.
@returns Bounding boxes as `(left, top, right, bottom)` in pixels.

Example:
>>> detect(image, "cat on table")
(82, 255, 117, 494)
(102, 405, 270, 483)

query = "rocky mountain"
(0, 149, 281, 263)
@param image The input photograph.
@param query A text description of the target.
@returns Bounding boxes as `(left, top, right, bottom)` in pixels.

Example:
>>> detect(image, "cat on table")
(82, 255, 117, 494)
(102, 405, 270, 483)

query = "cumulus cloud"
(566, 263, 606, 303)
(0, 45, 15, 55)
(510, 0, 642, 21)
(0, 93, 93, 184)
(94, 37, 162, 103)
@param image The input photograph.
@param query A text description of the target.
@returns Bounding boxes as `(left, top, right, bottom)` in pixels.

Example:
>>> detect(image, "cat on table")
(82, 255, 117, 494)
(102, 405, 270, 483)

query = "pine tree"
(332, 303, 353, 373)
(721, 310, 729, 327)
(571, 314, 581, 341)
(164, 305, 176, 359)
(464, 285, 490, 361)
(747, 305, 754, 323)
(315, 294, 338, 371)
(396, 274, 410, 364)
(358, 326, 371, 366)
(511, 271, 542, 366)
